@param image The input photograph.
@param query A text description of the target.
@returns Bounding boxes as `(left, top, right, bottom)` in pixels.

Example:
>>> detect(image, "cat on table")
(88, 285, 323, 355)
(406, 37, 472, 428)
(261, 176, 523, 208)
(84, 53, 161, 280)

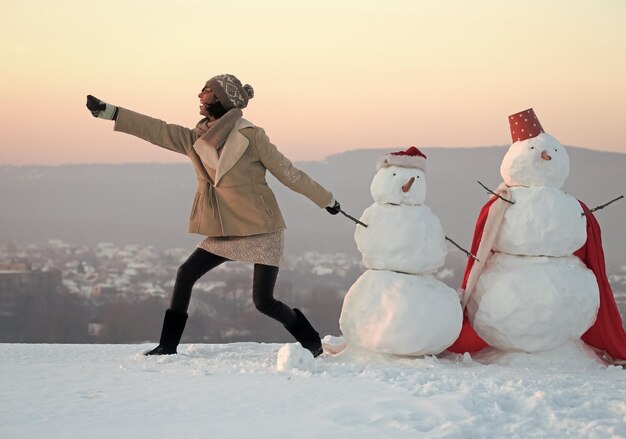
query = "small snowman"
(339, 147, 462, 356)
(463, 109, 600, 353)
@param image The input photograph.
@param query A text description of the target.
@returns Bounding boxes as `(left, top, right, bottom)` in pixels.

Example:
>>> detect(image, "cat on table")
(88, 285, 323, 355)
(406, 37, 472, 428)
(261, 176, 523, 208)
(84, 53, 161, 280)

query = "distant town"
(0, 240, 365, 344)
(1, 240, 625, 345)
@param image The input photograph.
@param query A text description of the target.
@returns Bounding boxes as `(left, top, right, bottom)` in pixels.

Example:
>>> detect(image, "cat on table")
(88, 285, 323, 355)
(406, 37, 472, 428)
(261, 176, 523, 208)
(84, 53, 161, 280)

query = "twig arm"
(581, 195, 624, 216)
(339, 209, 368, 227)
(477, 181, 515, 204)
(446, 236, 479, 262)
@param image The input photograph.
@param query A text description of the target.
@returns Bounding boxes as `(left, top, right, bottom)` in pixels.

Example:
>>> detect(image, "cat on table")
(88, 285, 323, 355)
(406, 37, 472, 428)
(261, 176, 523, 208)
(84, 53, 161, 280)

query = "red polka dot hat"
(509, 108, 545, 142)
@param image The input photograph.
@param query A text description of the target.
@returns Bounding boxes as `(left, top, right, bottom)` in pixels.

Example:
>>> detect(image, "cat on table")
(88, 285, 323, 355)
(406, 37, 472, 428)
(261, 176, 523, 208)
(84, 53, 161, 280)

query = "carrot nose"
(402, 177, 415, 193)
(541, 150, 552, 161)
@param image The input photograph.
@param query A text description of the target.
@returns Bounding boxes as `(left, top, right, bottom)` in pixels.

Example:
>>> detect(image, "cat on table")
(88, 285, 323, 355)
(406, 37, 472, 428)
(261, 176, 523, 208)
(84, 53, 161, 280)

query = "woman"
(86, 74, 340, 357)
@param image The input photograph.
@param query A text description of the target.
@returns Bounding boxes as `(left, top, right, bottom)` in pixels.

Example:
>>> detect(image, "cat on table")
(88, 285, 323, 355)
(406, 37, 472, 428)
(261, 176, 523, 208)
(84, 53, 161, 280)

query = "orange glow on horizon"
(1, 0, 625, 165)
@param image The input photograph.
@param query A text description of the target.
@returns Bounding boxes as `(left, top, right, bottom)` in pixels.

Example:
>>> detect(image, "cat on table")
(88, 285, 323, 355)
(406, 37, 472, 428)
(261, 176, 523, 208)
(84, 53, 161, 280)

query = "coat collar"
(214, 118, 254, 184)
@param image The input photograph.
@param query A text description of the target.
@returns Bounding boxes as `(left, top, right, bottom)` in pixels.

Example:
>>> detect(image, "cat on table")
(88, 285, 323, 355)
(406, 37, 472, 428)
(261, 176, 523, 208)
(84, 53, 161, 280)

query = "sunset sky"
(1, 0, 625, 165)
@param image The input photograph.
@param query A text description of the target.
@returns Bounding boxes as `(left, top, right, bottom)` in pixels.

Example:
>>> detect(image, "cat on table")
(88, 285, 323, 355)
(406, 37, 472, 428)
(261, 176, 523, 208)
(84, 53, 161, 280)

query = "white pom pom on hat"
(243, 84, 254, 99)
(376, 146, 427, 171)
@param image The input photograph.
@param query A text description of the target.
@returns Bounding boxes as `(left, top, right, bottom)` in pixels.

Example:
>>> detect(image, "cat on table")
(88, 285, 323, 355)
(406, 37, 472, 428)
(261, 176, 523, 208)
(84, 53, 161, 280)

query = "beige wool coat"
(114, 108, 333, 237)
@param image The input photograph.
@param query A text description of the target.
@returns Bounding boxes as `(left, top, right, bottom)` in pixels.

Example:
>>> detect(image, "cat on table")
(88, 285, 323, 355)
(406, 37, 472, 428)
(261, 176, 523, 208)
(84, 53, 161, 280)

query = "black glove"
(326, 200, 341, 215)
(86, 95, 118, 120)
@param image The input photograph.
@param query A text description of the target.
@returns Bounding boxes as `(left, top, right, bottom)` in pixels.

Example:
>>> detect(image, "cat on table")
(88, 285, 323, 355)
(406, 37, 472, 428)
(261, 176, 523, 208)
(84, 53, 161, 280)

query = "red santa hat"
(376, 146, 427, 171)
(509, 108, 545, 142)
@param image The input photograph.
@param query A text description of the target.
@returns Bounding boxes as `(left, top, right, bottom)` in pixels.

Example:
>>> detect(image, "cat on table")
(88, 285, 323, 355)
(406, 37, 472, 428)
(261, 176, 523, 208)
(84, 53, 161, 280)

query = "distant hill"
(1, 146, 625, 270)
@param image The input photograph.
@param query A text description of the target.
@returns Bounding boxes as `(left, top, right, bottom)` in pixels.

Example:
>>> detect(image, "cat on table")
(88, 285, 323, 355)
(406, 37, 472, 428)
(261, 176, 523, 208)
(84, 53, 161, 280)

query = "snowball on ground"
(494, 186, 586, 257)
(321, 335, 347, 355)
(276, 343, 315, 372)
(468, 253, 599, 352)
(370, 166, 426, 206)
(500, 133, 570, 188)
(356, 204, 447, 275)
(340, 270, 462, 356)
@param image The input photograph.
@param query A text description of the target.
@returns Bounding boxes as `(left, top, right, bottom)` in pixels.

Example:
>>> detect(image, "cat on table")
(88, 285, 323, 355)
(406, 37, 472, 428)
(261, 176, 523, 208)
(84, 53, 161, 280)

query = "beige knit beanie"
(206, 74, 254, 110)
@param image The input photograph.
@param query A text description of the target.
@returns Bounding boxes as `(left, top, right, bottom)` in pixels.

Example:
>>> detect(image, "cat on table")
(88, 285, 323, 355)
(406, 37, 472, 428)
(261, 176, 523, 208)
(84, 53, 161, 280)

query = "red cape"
(447, 198, 626, 361)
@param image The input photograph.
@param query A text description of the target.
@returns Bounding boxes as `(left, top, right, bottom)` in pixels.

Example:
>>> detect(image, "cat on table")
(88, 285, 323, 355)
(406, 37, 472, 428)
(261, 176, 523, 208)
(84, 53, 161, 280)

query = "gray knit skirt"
(197, 229, 285, 267)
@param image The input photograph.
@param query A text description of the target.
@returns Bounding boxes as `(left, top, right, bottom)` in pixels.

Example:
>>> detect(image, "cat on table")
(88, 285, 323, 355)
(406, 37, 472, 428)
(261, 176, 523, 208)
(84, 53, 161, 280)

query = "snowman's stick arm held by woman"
(445, 236, 479, 262)
(340, 209, 369, 228)
(477, 181, 515, 204)
(581, 195, 624, 216)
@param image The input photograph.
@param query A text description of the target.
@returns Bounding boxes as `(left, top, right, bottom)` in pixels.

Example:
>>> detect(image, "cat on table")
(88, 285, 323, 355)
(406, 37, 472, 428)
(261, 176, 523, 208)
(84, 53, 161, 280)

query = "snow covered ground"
(1, 342, 625, 439)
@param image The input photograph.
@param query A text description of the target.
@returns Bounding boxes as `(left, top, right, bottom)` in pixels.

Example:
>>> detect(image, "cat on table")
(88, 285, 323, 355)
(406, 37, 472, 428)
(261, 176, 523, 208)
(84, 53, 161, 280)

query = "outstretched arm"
(86, 95, 195, 156)
(254, 128, 335, 209)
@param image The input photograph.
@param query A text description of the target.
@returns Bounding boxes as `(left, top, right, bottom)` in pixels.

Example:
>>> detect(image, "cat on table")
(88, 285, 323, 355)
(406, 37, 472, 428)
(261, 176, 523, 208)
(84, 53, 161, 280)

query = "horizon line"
(2, 144, 622, 168)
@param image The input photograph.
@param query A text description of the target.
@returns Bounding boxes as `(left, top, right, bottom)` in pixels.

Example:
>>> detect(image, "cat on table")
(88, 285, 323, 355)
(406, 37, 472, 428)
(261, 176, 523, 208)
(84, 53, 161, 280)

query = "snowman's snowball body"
(340, 270, 462, 356)
(467, 253, 599, 352)
(356, 204, 447, 275)
(493, 186, 587, 257)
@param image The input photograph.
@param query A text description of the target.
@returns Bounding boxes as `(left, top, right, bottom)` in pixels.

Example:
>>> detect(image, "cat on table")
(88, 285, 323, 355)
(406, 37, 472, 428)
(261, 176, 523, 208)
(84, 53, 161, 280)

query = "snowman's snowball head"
(500, 133, 569, 188)
(370, 166, 426, 205)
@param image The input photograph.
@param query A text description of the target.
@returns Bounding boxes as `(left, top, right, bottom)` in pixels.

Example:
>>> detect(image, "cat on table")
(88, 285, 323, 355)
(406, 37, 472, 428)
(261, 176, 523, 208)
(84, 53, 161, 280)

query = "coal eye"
(554, 148, 558, 151)
(416, 175, 420, 178)
(530, 146, 535, 149)
(393, 173, 396, 176)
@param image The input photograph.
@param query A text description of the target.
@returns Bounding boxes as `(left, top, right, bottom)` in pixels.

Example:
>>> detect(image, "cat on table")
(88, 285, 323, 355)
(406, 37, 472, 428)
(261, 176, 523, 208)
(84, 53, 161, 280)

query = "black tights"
(169, 248, 297, 327)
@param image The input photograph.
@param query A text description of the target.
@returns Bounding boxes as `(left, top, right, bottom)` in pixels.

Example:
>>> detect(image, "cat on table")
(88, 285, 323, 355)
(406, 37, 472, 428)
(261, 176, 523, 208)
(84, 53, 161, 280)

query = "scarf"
(462, 182, 512, 309)
(192, 108, 243, 170)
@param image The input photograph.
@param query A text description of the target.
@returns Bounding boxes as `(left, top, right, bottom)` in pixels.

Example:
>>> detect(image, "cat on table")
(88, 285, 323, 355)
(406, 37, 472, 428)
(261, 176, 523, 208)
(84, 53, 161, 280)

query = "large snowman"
(463, 109, 600, 353)
(339, 147, 462, 356)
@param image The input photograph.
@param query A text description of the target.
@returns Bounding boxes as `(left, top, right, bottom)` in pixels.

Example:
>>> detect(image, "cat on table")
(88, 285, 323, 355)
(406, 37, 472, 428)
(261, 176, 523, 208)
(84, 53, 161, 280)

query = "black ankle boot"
(144, 309, 188, 356)
(285, 308, 323, 357)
